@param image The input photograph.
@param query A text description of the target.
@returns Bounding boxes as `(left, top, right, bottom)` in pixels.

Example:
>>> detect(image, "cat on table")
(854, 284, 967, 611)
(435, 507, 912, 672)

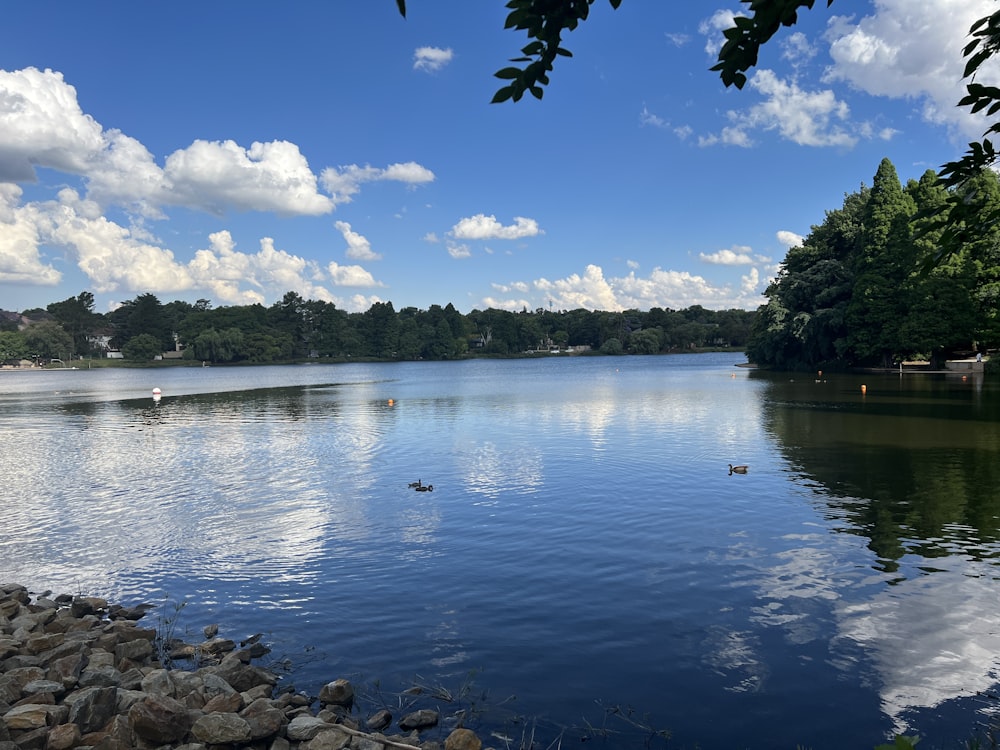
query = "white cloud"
(823, 0, 997, 138)
(640, 106, 667, 128)
(334, 220, 381, 261)
(533, 264, 624, 311)
(781, 32, 818, 68)
(413, 46, 454, 73)
(320, 162, 434, 206)
(0, 67, 434, 222)
(164, 139, 333, 216)
(699, 9, 738, 58)
(451, 214, 542, 240)
(777, 230, 805, 248)
(486, 263, 768, 313)
(326, 260, 382, 287)
(47, 190, 194, 294)
(447, 243, 471, 259)
(700, 247, 755, 265)
(0, 67, 104, 182)
(743, 69, 857, 148)
(0, 184, 61, 285)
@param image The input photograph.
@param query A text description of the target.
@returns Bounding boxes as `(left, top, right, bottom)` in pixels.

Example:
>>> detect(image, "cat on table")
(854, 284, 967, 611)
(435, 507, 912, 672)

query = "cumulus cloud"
(0, 184, 61, 285)
(534, 264, 626, 311)
(450, 214, 542, 240)
(164, 139, 333, 216)
(743, 70, 857, 147)
(320, 162, 435, 206)
(0, 182, 391, 308)
(334, 220, 381, 261)
(777, 230, 805, 248)
(0, 67, 104, 182)
(699, 1, 998, 148)
(823, 0, 997, 138)
(699, 9, 737, 58)
(414, 46, 454, 73)
(447, 243, 471, 259)
(0, 66, 434, 221)
(700, 246, 755, 265)
(327, 260, 382, 287)
(484, 262, 768, 313)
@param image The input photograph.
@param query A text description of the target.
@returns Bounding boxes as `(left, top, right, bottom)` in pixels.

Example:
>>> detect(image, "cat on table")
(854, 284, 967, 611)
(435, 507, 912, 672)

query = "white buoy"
(152, 387, 162, 402)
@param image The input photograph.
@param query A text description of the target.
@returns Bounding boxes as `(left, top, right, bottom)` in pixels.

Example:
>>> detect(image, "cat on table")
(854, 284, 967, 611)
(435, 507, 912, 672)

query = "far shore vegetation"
(2, 158, 998, 374)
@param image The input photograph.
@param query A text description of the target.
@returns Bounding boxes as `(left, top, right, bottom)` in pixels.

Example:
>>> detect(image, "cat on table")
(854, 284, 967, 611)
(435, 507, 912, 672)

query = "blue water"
(2, 353, 999, 748)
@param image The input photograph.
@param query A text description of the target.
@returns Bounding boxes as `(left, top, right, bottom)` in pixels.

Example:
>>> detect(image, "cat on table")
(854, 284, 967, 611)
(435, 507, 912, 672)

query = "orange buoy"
(388, 398, 394, 406)
(861, 384, 867, 394)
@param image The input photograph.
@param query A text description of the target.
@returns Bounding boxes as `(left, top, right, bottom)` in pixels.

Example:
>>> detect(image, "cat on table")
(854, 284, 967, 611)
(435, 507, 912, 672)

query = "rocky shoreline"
(0, 584, 484, 750)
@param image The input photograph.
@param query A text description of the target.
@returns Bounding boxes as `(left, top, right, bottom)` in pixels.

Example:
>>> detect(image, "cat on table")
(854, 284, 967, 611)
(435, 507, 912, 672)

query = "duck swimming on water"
(408, 480, 422, 488)
(729, 464, 748, 475)
(415, 484, 434, 492)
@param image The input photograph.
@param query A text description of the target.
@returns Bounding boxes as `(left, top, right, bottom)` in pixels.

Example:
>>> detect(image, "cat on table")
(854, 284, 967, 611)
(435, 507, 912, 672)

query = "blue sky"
(0, 1, 996, 315)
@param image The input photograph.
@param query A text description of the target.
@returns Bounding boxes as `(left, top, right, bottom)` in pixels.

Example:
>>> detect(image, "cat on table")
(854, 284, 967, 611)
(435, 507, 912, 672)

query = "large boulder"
(127, 694, 193, 744)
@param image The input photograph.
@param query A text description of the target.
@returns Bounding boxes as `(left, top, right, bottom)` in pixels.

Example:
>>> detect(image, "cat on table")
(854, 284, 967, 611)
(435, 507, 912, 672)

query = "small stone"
(445, 727, 482, 750)
(21, 681, 65, 699)
(286, 715, 336, 741)
(190, 712, 252, 744)
(318, 678, 354, 708)
(2, 703, 57, 730)
(398, 708, 439, 731)
(127, 694, 192, 744)
(45, 723, 81, 750)
(365, 709, 392, 732)
(306, 726, 351, 750)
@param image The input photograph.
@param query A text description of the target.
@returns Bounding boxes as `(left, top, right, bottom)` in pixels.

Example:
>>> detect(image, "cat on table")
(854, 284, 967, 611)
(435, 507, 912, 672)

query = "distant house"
(86, 329, 122, 358)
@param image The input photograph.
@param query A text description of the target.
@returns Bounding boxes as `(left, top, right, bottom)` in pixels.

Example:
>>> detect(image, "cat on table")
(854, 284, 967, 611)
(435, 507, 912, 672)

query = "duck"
(408, 479, 422, 488)
(729, 464, 749, 475)
(414, 484, 434, 492)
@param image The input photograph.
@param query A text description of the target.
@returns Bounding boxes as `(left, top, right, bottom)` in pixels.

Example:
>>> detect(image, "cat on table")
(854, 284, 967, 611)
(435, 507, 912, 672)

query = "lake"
(2, 352, 999, 748)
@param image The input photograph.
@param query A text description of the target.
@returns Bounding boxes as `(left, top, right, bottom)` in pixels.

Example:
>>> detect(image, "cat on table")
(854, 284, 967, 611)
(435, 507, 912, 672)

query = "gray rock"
(398, 708, 439, 731)
(365, 708, 392, 731)
(306, 726, 352, 750)
(190, 712, 252, 744)
(318, 678, 354, 707)
(127, 694, 192, 744)
(67, 685, 118, 733)
(286, 715, 337, 741)
(2, 703, 59, 730)
(20, 680, 65, 698)
(45, 722, 81, 750)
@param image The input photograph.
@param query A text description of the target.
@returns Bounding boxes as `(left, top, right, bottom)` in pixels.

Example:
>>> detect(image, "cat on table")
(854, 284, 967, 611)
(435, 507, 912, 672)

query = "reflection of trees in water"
(756, 372, 1000, 571)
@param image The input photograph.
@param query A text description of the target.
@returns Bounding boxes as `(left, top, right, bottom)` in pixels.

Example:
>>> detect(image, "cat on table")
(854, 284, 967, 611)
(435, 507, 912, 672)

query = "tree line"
(0, 293, 754, 365)
(747, 157, 1000, 370)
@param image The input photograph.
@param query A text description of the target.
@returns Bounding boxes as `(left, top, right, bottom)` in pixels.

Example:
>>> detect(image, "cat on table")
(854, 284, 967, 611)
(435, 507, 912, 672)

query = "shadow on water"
(753, 369, 1000, 569)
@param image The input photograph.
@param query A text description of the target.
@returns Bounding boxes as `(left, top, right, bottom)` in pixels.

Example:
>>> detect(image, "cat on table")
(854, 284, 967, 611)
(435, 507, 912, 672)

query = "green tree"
(23, 321, 73, 362)
(192, 327, 246, 363)
(363, 301, 400, 358)
(110, 293, 173, 352)
(599, 337, 623, 355)
(0, 331, 28, 363)
(47, 291, 98, 356)
(845, 158, 917, 366)
(268, 291, 309, 357)
(122, 333, 164, 361)
(629, 328, 661, 354)
(747, 182, 868, 369)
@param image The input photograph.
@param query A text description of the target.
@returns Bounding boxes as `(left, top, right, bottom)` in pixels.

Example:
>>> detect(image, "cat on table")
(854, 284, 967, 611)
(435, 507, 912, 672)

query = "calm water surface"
(2, 353, 1000, 749)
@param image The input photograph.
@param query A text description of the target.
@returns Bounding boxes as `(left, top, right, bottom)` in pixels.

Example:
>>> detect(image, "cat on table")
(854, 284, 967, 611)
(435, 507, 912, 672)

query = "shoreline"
(0, 583, 486, 750)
